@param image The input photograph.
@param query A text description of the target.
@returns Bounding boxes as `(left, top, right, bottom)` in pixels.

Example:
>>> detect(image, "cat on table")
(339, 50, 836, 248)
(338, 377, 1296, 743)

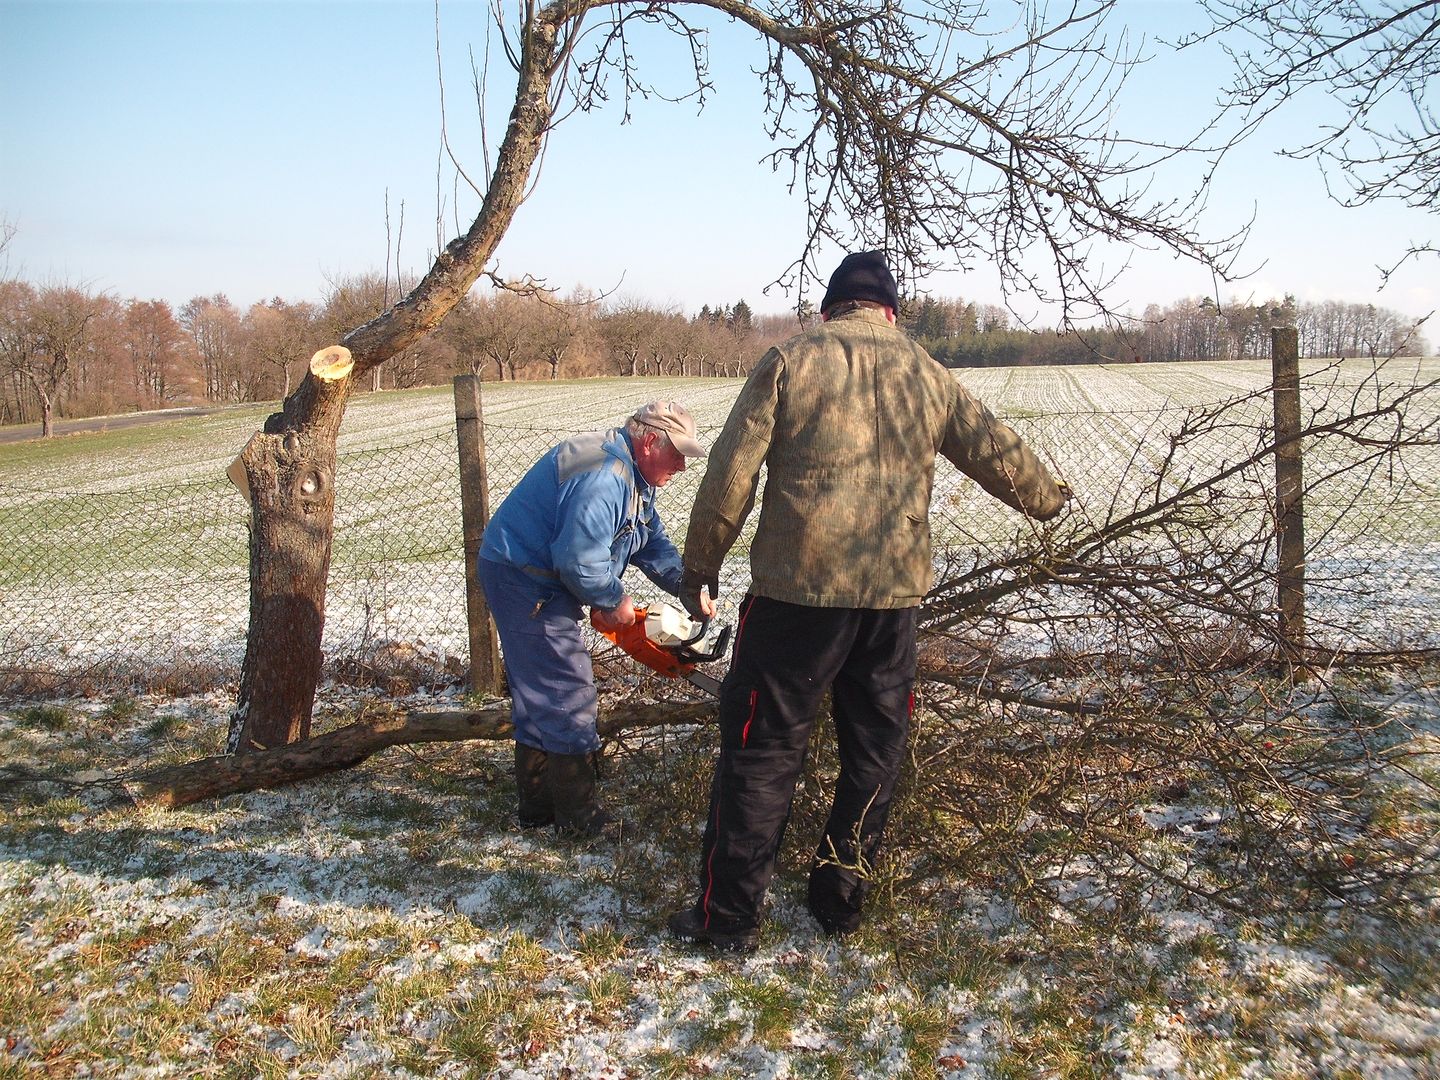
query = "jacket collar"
(827, 305, 895, 328)
(617, 429, 658, 499)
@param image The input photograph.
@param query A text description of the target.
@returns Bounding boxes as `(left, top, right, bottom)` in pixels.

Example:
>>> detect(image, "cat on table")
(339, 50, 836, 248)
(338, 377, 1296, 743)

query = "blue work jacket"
(479, 427, 684, 610)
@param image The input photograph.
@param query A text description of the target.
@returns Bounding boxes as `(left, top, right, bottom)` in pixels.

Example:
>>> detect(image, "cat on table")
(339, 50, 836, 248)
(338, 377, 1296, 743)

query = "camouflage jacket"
(682, 307, 1067, 609)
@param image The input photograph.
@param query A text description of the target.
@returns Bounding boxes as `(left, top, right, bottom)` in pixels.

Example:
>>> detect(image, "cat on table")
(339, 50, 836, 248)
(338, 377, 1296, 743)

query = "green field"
(2, 359, 1437, 685)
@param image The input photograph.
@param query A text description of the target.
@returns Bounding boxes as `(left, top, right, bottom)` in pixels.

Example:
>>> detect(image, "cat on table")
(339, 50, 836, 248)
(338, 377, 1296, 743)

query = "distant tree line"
(0, 272, 1428, 433)
(0, 275, 797, 433)
(908, 294, 1430, 367)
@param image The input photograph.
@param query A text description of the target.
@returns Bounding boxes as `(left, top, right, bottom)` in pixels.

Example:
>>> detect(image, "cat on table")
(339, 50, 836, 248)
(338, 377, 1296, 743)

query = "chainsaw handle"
(674, 622, 731, 664)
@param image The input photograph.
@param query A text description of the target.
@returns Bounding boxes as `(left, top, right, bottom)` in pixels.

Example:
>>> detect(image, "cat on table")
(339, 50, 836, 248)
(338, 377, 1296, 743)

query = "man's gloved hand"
(679, 567, 719, 621)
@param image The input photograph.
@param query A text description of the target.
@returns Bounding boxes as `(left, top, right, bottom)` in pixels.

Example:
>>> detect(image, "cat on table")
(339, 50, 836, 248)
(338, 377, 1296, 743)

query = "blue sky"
(1, 0, 1435, 324)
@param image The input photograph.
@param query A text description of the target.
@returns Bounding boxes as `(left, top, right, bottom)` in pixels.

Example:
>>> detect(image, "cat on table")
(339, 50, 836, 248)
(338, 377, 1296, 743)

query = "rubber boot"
(514, 743, 554, 828)
(549, 752, 620, 838)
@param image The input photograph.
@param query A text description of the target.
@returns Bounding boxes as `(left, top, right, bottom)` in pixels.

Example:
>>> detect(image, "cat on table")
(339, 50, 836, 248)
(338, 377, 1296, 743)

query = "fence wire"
(1, 378, 1437, 697)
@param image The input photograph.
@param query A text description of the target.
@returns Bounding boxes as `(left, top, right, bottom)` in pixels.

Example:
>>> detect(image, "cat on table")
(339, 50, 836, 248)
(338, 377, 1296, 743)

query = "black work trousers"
(692, 595, 917, 931)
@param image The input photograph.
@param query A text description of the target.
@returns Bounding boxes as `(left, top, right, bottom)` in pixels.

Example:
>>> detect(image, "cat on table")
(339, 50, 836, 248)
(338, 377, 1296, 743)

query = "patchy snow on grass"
(3, 364, 1439, 1073)
(6, 363, 1440, 691)
(1, 678, 1437, 1078)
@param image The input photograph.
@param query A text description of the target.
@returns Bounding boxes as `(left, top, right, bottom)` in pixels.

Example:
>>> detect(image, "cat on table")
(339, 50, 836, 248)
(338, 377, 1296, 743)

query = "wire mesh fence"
(1, 364, 1437, 697)
(923, 394, 1440, 672)
(0, 429, 471, 695)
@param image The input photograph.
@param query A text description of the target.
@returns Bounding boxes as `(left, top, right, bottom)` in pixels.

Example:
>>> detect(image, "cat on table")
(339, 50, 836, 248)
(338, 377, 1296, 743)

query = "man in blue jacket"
(479, 400, 712, 836)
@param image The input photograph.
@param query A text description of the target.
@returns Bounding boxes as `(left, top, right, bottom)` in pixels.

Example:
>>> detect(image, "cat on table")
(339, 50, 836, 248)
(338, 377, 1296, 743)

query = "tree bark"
(227, 347, 354, 753)
(23, 373, 54, 438)
(131, 699, 715, 809)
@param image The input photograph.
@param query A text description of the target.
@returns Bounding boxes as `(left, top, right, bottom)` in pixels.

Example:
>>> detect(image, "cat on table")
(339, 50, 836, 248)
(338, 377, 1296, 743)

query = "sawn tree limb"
(124, 699, 715, 810)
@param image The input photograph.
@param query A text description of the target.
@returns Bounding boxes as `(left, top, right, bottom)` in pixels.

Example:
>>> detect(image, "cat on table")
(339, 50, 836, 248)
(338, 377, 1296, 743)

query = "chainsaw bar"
(683, 669, 723, 698)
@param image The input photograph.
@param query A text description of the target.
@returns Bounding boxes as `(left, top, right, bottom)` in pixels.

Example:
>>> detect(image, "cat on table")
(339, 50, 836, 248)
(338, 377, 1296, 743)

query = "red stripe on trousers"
(703, 597, 756, 927)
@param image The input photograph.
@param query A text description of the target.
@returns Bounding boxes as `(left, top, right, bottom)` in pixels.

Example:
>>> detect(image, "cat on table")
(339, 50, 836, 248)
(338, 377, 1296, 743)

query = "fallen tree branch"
(123, 699, 715, 810)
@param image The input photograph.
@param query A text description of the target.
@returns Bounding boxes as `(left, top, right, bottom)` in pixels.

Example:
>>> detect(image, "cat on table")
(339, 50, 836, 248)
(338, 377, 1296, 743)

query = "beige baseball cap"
(632, 400, 706, 458)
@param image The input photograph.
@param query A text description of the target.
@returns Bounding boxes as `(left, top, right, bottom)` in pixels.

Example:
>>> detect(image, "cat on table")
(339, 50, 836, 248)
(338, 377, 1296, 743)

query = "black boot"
(549, 752, 620, 837)
(514, 743, 554, 828)
(667, 906, 761, 953)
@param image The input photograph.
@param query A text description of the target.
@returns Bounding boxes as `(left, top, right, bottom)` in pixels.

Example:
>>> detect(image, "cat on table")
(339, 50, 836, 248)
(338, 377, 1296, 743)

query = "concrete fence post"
(453, 374, 504, 696)
(1271, 326, 1307, 678)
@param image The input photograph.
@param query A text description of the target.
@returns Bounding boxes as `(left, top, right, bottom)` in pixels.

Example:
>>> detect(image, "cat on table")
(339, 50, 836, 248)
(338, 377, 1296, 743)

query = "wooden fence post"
(454, 375, 504, 696)
(1271, 326, 1306, 678)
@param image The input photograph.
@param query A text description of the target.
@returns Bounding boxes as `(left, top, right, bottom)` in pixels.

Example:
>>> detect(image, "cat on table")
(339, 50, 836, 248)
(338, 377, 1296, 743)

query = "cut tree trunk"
(129, 699, 715, 809)
(226, 346, 354, 754)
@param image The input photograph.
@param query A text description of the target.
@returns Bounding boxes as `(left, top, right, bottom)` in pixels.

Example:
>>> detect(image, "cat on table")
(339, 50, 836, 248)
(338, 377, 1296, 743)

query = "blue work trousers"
(478, 557, 600, 755)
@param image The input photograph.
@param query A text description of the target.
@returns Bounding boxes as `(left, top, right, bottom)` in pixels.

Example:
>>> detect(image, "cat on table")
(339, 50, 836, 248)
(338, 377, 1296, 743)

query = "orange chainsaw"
(590, 602, 730, 696)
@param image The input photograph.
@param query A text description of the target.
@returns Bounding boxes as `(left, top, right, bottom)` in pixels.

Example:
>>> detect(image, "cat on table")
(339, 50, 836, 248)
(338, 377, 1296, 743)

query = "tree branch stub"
(310, 345, 354, 382)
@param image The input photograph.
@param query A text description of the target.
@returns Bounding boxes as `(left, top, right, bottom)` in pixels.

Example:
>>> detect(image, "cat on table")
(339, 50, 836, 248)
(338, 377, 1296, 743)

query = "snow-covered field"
(3, 360, 1439, 686)
(2, 674, 1438, 1078)
(6, 359, 1435, 490)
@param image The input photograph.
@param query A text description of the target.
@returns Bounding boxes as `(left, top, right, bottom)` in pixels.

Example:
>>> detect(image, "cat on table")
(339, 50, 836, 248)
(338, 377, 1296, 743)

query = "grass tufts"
(0, 673, 1436, 1076)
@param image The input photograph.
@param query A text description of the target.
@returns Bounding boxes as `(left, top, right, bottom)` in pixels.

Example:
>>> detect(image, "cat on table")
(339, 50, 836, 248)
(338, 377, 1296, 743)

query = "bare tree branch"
(1186, 0, 1439, 270)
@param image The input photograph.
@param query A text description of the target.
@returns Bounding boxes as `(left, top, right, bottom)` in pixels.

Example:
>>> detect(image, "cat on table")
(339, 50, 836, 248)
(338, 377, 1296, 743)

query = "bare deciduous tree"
(228, 0, 1244, 753)
(180, 295, 244, 403)
(533, 289, 591, 379)
(0, 282, 41, 427)
(597, 299, 662, 377)
(122, 300, 193, 407)
(1188, 0, 1440, 274)
(242, 299, 320, 401)
(0, 283, 107, 437)
(479, 292, 538, 381)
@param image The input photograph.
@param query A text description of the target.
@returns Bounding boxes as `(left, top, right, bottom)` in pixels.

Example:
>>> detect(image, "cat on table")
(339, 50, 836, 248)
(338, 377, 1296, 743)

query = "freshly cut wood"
(228, 365, 353, 754)
(225, 434, 259, 500)
(125, 699, 715, 809)
(310, 345, 354, 381)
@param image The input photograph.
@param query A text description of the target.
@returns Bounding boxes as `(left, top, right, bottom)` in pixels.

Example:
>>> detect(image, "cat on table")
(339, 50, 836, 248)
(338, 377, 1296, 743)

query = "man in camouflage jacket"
(667, 251, 1069, 952)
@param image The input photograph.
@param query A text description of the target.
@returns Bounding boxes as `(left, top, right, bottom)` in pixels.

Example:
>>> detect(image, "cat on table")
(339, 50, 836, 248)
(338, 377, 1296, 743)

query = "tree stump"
(226, 347, 354, 753)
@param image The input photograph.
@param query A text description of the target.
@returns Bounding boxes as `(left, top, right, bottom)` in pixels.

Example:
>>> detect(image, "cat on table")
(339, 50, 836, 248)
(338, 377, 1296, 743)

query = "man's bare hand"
(593, 596, 637, 630)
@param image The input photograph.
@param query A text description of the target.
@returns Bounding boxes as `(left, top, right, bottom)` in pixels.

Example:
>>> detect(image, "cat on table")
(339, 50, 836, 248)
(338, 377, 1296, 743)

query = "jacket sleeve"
(940, 381, 1068, 520)
(633, 510, 685, 596)
(682, 349, 783, 574)
(550, 470, 628, 608)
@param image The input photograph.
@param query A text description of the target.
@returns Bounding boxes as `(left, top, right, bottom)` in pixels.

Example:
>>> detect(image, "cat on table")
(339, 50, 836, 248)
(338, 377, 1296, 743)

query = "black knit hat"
(820, 250, 900, 313)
